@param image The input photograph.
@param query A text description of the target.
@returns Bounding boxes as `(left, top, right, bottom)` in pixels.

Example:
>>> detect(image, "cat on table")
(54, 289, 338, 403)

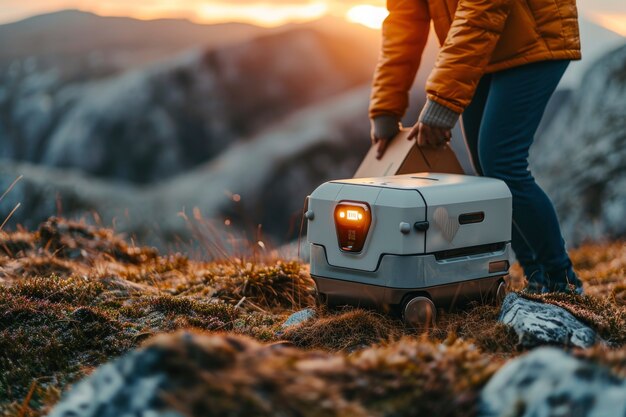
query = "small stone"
(499, 293, 596, 348)
(281, 308, 316, 329)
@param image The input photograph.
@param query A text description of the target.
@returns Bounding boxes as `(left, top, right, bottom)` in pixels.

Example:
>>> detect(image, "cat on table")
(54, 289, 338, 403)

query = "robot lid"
(330, 173, 510, 204)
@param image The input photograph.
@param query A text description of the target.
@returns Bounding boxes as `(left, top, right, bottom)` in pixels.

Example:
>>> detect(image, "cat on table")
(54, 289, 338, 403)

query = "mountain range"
(0, 10, 379, 183)
(0, 9, 262, 65)
(0, 9, 624, 248)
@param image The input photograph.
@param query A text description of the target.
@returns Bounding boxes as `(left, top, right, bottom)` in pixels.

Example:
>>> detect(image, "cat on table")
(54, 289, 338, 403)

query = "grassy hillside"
(1, 218, 625, 416)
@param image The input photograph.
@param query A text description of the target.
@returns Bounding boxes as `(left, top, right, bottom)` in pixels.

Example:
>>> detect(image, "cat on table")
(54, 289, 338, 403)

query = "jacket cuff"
(371, 114, 401, 140)
(418, 99, 460, 130)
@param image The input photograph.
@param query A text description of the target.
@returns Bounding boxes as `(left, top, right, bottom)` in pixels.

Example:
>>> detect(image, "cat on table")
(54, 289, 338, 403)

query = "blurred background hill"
(0, 8, 624, 251)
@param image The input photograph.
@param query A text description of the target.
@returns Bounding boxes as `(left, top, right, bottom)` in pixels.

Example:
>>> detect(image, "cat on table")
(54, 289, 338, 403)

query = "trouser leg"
(462, 71, 543, 283)
(461, 74, 491, 177)
(471, 60, 572, 285)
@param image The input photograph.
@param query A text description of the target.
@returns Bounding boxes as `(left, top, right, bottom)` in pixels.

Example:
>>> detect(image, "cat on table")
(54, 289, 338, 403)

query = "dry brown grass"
(283, 308, 404, 351)
(0, 218, 313, 415)
(0, 219, 625, 416)
(429, 304, 519, 355)
(570, 241, 626, 298)
(134, 331, 502, 417)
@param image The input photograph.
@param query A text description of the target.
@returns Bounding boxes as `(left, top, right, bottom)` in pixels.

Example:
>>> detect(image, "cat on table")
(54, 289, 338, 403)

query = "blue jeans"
(462, 60, 571, 283)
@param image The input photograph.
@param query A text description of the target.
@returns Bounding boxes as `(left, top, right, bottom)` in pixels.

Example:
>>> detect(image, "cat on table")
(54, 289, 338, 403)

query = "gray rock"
(282, 308, 316, 329)
(47, 332, 268, 417)
(499, 293, 596, 348)
(48, 350, 181, 417)
(480, 347, 626, 417)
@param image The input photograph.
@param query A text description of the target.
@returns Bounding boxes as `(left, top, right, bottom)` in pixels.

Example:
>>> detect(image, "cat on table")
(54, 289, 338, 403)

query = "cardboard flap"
(354, 129, 464, 178)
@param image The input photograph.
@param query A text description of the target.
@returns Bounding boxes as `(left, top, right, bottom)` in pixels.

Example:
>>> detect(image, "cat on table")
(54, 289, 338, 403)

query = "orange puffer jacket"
(369, 0, 581, 118)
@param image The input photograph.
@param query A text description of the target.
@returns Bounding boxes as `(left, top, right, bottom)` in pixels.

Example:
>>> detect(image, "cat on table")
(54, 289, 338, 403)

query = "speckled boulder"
(499, 293, 596, 348)
(47, 340, 184, 417)
(479, 347, 626, 417)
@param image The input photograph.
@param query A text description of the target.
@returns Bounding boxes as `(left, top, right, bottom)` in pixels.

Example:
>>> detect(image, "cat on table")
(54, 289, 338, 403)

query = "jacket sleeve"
(426, 0, 513, 113)
(369, 0, 430, 120)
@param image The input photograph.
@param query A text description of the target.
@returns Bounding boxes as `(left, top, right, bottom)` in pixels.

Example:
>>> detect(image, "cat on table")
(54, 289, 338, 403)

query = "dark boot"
(524, 266, 549, 294)
(545, 264, 584, 295)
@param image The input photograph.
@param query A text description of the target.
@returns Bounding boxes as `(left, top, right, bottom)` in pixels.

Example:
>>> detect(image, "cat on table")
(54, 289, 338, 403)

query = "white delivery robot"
(306, 173, 512, 326)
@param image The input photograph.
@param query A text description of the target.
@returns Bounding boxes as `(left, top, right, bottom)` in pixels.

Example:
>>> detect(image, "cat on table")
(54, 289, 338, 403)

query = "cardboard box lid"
(354, 128, 464, 178)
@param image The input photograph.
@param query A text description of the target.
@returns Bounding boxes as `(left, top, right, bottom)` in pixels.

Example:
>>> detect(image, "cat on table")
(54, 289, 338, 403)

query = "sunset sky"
(2, 0, 626, 35)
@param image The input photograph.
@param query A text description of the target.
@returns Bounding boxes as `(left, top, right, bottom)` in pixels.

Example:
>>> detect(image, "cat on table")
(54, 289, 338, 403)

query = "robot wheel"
(402, 295, 436, 330)
(494, 279, 508, 305)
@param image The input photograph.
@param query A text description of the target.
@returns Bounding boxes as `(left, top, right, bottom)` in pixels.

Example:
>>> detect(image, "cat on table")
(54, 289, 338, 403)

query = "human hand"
(407, 122, 451, 148)
(371, 115, 401, 159)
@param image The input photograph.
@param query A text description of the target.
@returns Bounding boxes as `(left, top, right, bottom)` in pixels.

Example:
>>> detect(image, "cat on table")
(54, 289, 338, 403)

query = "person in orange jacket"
(370, 0, 583, 294)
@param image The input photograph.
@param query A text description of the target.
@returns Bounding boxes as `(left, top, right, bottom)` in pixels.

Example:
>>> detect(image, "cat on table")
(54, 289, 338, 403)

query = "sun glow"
(3, 1, 626, 32)
(198, 2, 328, 27)
(590, 12, 626, 36)
(346, 5, 388, 29)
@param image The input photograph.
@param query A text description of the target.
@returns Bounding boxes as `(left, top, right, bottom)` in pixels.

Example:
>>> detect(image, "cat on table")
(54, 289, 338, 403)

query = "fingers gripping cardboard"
(354, 129, 464, 178)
